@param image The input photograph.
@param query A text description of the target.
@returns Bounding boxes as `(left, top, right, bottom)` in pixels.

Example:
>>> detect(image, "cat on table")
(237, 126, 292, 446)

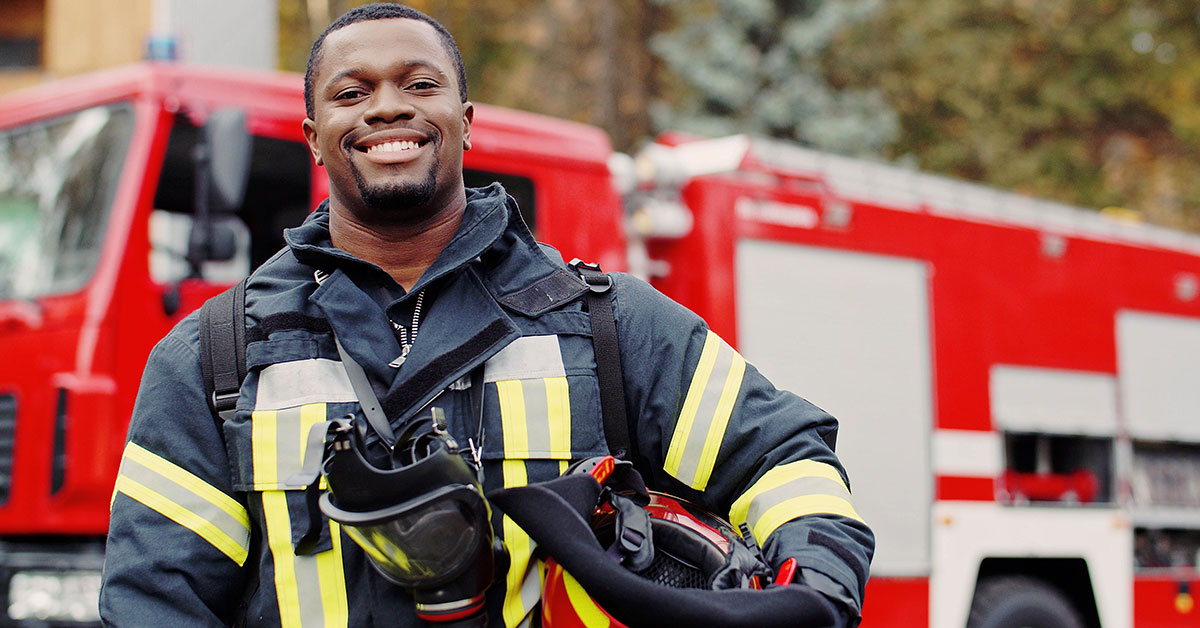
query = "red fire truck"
(3, 63, 1200, 628)
(628, 135, 1200, 628)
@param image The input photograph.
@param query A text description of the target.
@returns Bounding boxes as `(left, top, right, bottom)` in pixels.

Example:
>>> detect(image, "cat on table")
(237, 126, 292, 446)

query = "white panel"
(932, 430, 1001, 477)
(931, 502, 1132, 628)
(1117, 311, 1200, 441)
(736, 239, 932, 576)
(990, 365, 1118, 435)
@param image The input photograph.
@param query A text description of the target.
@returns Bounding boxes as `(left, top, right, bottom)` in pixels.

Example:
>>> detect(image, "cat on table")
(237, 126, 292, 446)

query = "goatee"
(350, 155, 438, 211)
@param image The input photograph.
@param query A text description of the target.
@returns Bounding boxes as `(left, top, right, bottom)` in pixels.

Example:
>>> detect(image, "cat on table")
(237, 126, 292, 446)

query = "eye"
(334, 87, 367, 101)
(408, 79, 439, 91)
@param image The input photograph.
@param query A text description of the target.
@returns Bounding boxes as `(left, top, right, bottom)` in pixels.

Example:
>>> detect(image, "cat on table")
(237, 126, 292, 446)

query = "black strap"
(200, 278, 248, 423)
(568, 259, 631, 460)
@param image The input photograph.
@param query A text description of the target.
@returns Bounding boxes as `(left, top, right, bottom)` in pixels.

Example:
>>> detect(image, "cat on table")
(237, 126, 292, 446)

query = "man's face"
(303, 18, 473, 217)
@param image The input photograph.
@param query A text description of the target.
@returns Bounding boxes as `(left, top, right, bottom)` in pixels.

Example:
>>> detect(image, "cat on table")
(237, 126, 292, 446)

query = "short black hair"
(304, 2, 468, 120)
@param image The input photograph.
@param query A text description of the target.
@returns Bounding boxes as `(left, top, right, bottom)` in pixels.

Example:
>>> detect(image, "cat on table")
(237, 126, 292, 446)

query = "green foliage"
(834, 0, 1200, 229)
(650, 0, 897, 156)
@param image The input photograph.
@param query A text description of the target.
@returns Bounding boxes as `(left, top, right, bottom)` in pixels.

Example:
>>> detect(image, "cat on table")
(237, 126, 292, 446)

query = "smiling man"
(99, 4, 873, 627)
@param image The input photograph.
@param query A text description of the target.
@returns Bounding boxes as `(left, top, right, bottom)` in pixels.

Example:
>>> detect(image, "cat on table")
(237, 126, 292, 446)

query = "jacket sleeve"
(612, 274, 874, 624)
(100, 317, 250, 627)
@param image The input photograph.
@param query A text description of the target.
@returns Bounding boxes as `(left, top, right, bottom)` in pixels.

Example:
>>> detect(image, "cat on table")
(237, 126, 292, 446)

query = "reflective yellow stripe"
(730, 460, 864, 544)
(752, 495, 863, 543)
(665, 333, 719, 477)
(498, 381, 529, 456)
(115, 475, 249, 565)
(259, 403, 347, 627)
(546, 376, 572, 458)
(693, 355, 745, 489)
(252, 409, 279, 488)
(318, 521, 349, 624)
(114, 442, 249, 565)
(264, 490, 304, 628)
(563, 568, 610, 628)
(124, 443, 250, 530)
(498, 378, 547, 628)
(502, 459, 535, 628)
(664, 331, 746, 489)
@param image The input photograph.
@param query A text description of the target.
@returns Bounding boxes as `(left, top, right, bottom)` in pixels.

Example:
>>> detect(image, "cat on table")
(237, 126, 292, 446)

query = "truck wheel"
(966, 576, 1084, 628)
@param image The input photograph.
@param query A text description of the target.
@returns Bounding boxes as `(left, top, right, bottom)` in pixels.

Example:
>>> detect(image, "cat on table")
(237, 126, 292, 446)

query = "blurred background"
(4, 0, 1200, 232)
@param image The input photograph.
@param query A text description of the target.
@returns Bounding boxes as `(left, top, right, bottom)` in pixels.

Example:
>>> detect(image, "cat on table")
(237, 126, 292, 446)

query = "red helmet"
(489, 456, 815, 628)
(542, 488, 777, 627)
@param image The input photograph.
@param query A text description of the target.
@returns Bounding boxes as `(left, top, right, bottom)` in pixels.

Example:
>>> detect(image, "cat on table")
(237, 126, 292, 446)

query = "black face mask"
(319, 415, 497, 626)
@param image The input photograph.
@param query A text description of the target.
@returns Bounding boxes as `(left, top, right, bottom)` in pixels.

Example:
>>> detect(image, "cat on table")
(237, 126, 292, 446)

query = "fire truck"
(627, 135, 1200, 628)
(1, 63, 1199, 627)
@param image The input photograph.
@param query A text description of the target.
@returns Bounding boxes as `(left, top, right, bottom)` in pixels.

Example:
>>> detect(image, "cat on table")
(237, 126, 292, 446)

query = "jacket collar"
(286, 184, 525, 422)
(284, 184, 513, 295)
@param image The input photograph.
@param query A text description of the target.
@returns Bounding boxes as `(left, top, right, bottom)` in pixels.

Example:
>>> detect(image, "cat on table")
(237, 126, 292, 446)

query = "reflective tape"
(252, 402, 328, 490)
(498, 376, 572, 627)
(115, 442, 249, 565)
(730, 460, 864, 544)
(257, 403, 348, 627)
(664, 331, 746, 490)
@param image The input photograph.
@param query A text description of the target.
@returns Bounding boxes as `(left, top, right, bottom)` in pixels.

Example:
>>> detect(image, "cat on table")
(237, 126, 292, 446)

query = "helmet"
(542, 490, 770, 628)
(489, 456, 832, 628)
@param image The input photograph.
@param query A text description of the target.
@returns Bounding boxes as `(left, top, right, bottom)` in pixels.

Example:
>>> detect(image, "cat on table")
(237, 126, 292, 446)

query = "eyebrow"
(323, 61, 449, 91)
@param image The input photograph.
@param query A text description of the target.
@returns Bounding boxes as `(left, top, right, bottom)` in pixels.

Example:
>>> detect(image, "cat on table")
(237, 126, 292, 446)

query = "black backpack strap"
(199, 278, 248, 423)
(568, 259, 631, 460)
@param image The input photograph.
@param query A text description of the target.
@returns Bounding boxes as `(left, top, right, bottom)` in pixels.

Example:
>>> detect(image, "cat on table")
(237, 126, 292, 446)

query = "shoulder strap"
(568, 259, 631, 460)
(199, 278, 248, 422)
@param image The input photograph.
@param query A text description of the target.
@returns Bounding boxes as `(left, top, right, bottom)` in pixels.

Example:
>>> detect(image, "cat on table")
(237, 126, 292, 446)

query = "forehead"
(315, 18, 454, 84)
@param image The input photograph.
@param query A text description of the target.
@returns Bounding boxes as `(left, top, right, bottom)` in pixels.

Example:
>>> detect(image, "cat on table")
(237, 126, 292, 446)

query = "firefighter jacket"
(100, 184, 874, 627)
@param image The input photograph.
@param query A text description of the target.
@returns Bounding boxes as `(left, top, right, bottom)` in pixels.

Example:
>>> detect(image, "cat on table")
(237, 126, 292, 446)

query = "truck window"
(150, 114, 312, 284)
(0, 104, 135, 299)
(464, 169, 535, 233)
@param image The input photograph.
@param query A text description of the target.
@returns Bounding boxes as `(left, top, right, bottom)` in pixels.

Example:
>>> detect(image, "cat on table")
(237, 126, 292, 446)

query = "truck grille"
(0, 394, 12, 505)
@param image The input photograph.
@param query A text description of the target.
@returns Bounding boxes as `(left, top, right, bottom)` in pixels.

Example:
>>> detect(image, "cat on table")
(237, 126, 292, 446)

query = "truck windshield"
(0, 104, 134, 299)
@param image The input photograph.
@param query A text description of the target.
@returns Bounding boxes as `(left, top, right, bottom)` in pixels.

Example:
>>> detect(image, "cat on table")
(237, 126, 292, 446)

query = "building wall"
(0, 0, 277, 96)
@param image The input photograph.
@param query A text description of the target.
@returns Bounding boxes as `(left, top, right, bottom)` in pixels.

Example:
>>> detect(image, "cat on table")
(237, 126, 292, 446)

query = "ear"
(302, 117, 323, 166)
(461, 102, 474, 151)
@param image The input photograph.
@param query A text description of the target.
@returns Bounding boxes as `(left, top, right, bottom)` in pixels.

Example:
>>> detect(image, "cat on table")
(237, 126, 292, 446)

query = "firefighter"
(99, 3, 874, 627)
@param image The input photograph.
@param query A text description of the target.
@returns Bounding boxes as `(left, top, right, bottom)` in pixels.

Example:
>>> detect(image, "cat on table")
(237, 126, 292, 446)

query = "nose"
(363, 83, 414, 124)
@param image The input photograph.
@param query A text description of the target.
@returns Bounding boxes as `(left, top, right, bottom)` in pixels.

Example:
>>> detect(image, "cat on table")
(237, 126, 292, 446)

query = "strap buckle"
(211, 389, 240, 411)
(568, 258, 611, 293)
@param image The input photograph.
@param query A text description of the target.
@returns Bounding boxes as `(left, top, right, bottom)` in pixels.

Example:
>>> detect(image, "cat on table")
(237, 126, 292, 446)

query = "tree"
(649, 0, 896, 156)
(278, 0, 666, 152)
(833, 0, 1200, 230)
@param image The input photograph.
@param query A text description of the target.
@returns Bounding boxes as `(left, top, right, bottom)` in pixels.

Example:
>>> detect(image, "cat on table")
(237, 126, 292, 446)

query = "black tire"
(966, 576, 1084, 628)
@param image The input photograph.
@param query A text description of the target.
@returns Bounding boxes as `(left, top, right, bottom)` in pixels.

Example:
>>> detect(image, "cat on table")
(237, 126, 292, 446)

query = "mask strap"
(334, 335, 397, 449)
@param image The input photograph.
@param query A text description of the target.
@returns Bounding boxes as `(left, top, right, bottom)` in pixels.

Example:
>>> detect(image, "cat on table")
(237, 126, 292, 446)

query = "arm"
(612, 275, 874, 625)
(100, 319, 251, 626)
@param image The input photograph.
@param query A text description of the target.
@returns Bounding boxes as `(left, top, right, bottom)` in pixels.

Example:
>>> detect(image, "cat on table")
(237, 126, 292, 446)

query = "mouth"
(351, 130, 433, 155)
(361, 138, 427, 154)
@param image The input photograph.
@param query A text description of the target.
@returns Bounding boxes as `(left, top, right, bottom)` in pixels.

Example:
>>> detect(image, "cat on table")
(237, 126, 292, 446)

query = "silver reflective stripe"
(484, 335, 566, 382)
(664, 331, 746, 489)
(115, 442, 250, 565)
(256, 358, 356, 410)
(730, 460, 864, 545)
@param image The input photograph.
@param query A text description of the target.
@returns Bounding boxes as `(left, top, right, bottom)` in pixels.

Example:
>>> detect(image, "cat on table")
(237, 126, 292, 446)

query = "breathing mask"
(312, 412, 497, 626)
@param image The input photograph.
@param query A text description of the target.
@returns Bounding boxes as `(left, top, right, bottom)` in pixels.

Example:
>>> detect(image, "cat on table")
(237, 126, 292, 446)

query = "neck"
(328, 197, 466, 292)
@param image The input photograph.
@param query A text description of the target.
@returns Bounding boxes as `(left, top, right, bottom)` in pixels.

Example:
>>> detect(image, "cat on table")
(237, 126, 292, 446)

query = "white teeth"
(366, 140, 419, 154)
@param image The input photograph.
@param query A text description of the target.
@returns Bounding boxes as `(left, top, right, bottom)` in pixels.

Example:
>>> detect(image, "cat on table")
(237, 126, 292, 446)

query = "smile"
(365, 140, 423, 154)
